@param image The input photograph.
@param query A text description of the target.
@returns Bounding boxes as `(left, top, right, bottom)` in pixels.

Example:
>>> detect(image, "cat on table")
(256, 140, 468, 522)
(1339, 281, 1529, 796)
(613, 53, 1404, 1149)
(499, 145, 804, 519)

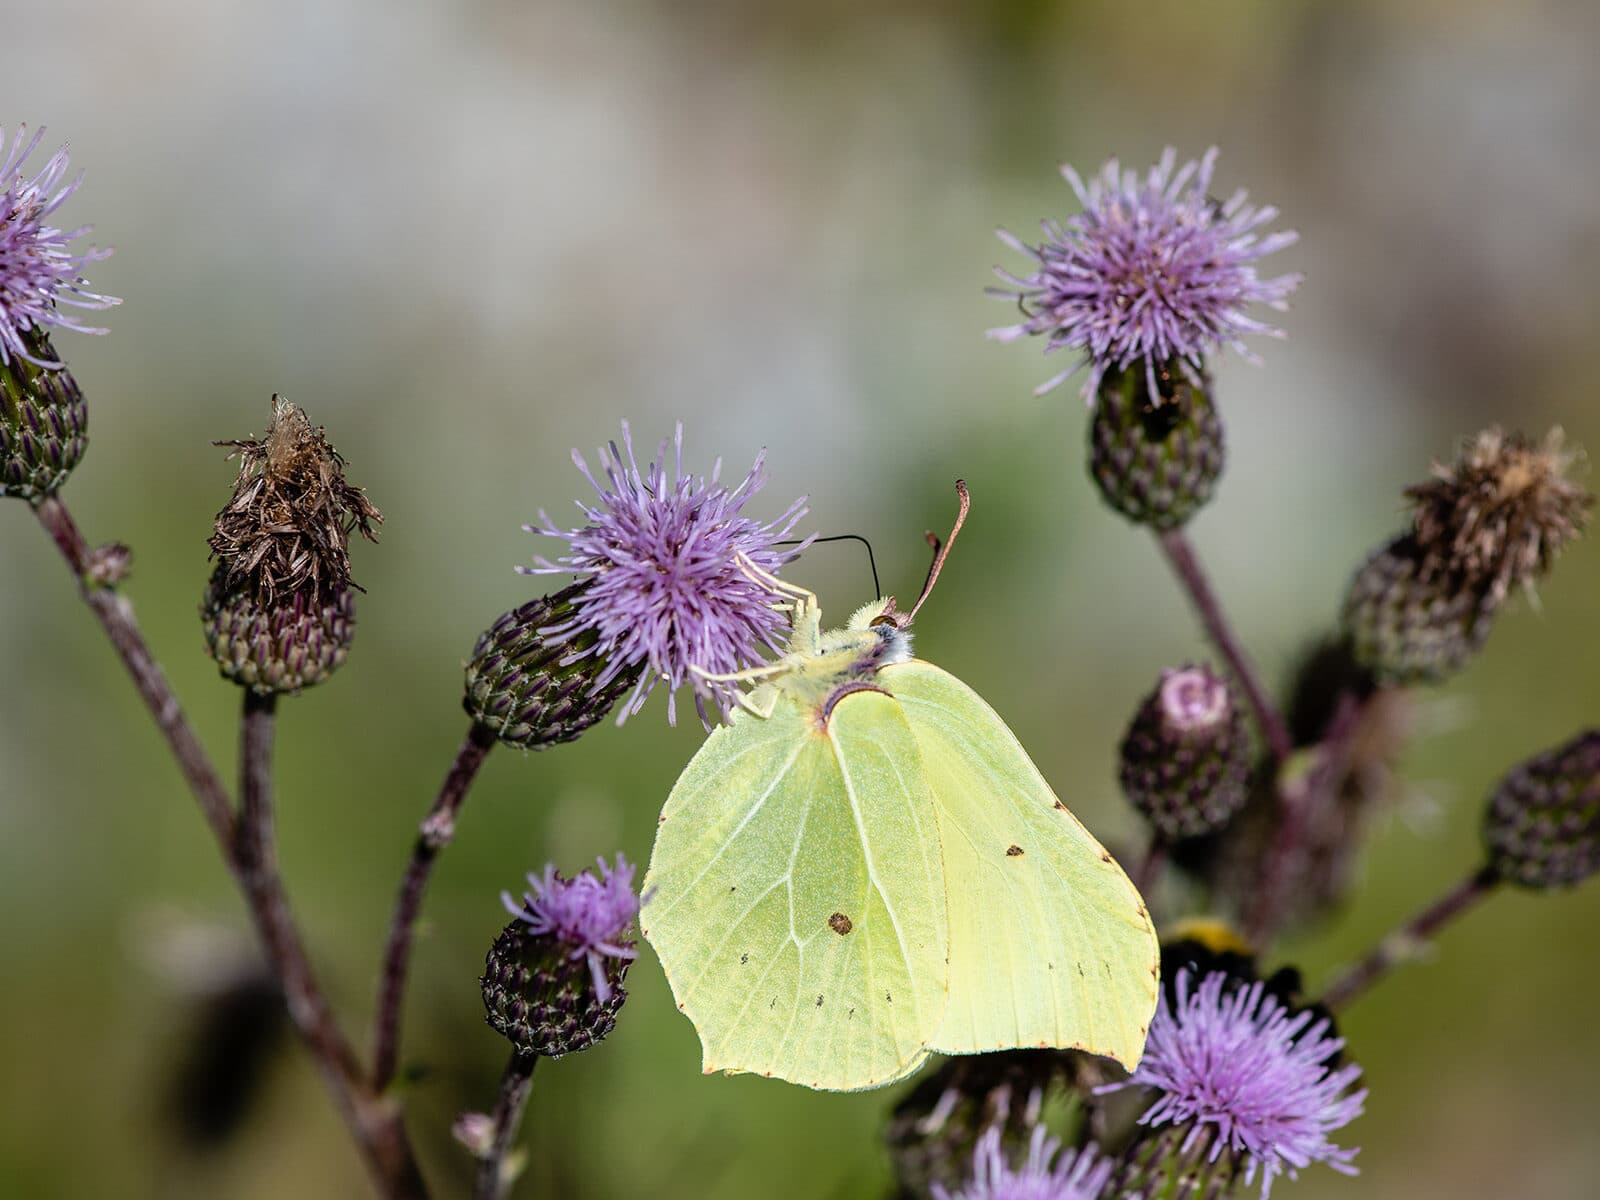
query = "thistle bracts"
(1120, 664, 1250, 839)
(1109, 1124, 1242, 1200)
(1, 327, 87, 501)
(201, 565, 356, 693)
(1343, 427, 1593, 685)
(464, 583, 645, 750)
(1483, 729, 1600, 890)
(201, 396, 379, 695)
(483, 856, 640, 1058)
(1089, 364, 1224, 529)
(1341, 534, 1492, 685)
(482, 919, 629, 1058)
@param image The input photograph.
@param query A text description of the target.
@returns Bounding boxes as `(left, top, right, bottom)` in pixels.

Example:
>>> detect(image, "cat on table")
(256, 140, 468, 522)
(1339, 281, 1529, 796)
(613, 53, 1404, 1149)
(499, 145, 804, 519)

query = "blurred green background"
(3, 0, 1598, 1196)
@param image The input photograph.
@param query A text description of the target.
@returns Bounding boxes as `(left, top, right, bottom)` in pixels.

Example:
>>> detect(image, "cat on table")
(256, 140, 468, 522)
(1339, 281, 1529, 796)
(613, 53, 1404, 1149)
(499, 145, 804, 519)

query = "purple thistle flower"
(933, 1125, 1112, 1200)
(1098, 969, 1366, 1198)
(501, 854, 640, 1005)
(524, 422, 808, 725)
(0, 125, 119, 368)
(989, 147, 1300, 403)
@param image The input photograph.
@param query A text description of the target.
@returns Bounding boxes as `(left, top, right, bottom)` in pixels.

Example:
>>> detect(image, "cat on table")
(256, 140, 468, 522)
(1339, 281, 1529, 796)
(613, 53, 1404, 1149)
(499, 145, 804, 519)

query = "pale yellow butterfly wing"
(883, 660, 1159, 1068)
(641, 690, 948, 1091)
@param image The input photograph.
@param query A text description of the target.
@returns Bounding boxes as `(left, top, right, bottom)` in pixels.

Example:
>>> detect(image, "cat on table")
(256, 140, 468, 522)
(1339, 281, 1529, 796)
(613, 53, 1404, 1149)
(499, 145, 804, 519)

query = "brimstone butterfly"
(641, 483, 1158, 1091)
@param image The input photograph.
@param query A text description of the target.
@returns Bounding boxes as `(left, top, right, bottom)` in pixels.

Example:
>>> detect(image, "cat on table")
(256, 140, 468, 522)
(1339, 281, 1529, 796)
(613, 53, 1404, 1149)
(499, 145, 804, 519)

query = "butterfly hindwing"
(642, 690, 948, 1091)
(883, 660, 1159, 1069)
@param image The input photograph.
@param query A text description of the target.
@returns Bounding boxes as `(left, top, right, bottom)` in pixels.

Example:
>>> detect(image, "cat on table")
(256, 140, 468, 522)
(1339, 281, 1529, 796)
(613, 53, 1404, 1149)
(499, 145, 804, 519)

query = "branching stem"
(1319, 864, 1500, 1012)
(373, 720, 498, 1090)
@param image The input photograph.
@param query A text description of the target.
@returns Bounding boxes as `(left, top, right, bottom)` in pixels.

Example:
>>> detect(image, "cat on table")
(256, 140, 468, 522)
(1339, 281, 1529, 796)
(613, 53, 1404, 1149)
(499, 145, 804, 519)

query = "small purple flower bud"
(990, 148, 1299, 403)
(482, 855, 641, 1057)
(1120, 665, 1251, 840)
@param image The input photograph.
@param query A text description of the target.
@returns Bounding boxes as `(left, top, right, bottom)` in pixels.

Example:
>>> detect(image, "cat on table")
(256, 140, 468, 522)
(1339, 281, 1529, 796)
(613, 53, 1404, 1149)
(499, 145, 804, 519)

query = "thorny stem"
(1154, 529, 1294, 763)
(1246, 690, 1365, 945)
(33, 495, 236, 849)
(1319, 864, 1500, 1012)
(373, 720, 499, 1090)
(36, 494, 428, 1198)
(475, 1051, 540, 1200)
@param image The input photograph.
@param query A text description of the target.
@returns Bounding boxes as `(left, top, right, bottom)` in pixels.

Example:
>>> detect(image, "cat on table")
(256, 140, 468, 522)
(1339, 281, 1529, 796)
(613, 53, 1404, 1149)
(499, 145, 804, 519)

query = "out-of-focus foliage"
(2, 1, 1597, 1197)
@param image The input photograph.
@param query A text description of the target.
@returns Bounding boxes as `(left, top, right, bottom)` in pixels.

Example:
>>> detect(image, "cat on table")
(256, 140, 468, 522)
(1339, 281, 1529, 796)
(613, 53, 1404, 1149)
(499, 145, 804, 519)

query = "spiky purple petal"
(1099, 969, 1365, 1198)
(990, 147, 1300, 402)
(933, 1125, 1112, 1200)
(502, 854, 640, 1005)
(0, 126, 119, 367)
(523, 422, 808, 724)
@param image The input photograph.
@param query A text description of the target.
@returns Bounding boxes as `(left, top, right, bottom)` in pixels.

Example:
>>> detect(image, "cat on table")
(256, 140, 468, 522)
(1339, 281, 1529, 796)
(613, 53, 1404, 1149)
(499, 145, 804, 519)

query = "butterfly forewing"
(642, 692, 948, 1091)
(883, 660, 1159, 1069)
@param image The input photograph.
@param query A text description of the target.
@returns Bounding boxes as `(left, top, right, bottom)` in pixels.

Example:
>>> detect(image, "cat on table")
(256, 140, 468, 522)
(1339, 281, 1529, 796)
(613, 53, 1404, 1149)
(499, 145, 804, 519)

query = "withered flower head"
(208, 394, 381, 602)
(1406, 427, 1593, 606)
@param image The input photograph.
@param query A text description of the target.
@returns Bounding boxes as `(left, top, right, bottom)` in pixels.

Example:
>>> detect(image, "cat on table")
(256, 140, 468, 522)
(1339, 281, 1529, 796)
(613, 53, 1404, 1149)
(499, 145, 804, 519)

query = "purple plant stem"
(33, 495, 235, 848)
(234, 675, 430, 1198)
(1246, 690, 1364, 945)
(1154, 529, 1293, 762)
(372, 720, 498, 1090)
(475, 1050, 539, 1200)
(1132, 832, 1167, 898)
(1319, 864, 1500, 1012)
(36, 493, 428, 1198)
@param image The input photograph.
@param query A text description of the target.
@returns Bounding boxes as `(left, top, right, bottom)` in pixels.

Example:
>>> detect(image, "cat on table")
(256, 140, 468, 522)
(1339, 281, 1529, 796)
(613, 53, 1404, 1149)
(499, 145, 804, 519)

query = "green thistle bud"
(1088, 363, 1224, 530)
(1483, 730, 1600, 890)
(1110, 1124, 1242, 1200)
(1, 329, 87, 502)
(482, 856, 639, 1058)
(1120, 665, 1251, 841)
(464, 583, 645, 750)
(1341, 534, 1493, 685)
(201, 567, 356, 694)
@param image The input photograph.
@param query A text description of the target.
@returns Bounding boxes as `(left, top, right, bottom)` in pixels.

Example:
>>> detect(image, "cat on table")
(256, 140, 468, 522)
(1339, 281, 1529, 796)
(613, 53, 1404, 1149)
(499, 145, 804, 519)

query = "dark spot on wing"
(740, 953, 748, 965)
(1053, 800, 1067, 811)
(1047, 962, 1054, 970)
(828, 913, 853, 935)
(730, 885, 737, 892)
(1076, 963, 1085, 977)
(1103, 961, 1112, 978)
(815, 994, 824, 1007)
(769, 997, 777, 1009)
(848, 1008, 855, 1019)
(885, 992, 893, 1003)
(1006, 844, 1024, 857)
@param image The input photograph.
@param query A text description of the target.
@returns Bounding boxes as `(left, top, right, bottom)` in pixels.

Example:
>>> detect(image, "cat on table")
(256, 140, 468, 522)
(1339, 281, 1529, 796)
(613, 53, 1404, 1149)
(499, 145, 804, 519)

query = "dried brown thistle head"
(1406, 427, 1593, 605)
(208, 395, 381, 604)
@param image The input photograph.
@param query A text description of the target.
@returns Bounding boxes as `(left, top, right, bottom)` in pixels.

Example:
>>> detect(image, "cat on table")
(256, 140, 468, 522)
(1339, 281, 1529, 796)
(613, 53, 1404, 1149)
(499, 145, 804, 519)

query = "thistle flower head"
(1098, 968, 1365, 1198)
(1406, 427, 1593, 606)
(932, 1125, 1113, 1200)
(524, 422, 808, 724)
(501, 854, 640, 1005)
(990, 147, 1300, 403)
(209, 395, 382, 604)
(0, 125, 118, 368)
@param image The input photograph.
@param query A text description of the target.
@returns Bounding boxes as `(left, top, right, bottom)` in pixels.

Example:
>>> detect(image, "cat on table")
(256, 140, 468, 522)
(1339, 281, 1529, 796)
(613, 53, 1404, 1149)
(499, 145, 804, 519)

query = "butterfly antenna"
(906, 479, 969, 624)
(775, 534, 881, 598)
